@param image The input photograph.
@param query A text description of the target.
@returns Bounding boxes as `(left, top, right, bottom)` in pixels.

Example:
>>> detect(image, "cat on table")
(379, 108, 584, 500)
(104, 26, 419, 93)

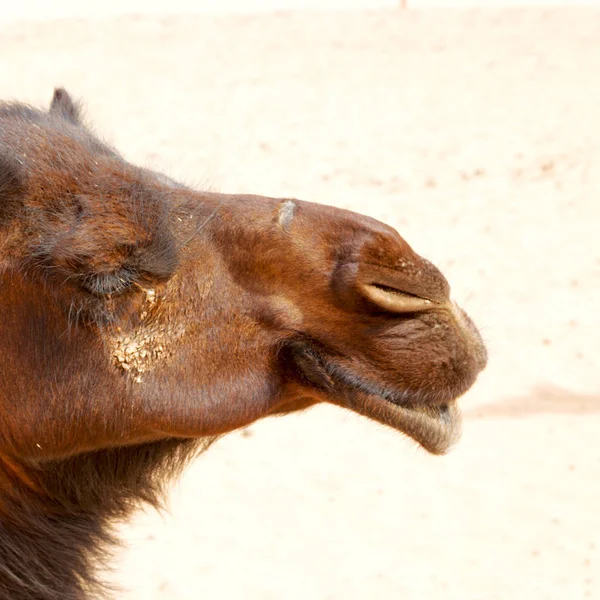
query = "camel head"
(0, 89, 487, 464)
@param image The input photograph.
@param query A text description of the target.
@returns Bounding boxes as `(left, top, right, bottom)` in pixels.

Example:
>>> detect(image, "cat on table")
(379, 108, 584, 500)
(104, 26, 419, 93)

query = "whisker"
(179, 199, 226, 250)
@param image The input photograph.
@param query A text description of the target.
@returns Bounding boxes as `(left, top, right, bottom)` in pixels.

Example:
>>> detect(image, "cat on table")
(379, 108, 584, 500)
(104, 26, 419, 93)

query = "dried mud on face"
(1, 6, 599, 600)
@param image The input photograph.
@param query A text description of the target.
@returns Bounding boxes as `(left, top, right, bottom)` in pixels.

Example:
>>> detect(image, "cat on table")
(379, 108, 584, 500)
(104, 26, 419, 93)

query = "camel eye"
(80, 267, 136, 296)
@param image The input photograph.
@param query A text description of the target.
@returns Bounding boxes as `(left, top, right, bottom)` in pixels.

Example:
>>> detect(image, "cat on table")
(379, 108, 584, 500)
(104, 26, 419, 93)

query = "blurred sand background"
(1, 3, 599, 599)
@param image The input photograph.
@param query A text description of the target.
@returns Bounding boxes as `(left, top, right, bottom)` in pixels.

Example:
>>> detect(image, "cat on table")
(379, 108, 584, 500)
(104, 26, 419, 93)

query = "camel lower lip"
(395, 401, 452, 423)
(348, 394, 462, 455)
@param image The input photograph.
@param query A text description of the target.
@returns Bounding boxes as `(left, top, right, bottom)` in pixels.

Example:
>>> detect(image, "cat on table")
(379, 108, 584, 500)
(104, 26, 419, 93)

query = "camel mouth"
(343, 389, 462, 455)
(380, 397, 461, 453)
(284, 339, 464, 454)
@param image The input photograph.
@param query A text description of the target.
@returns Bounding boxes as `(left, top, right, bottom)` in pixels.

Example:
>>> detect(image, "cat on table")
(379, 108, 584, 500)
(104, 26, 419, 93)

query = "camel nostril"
(332, 260, 446, 315)
(360, 283, 434, 314)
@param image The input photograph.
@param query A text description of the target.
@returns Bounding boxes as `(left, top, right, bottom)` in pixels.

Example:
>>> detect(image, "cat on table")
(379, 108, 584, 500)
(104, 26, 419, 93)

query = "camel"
(0, 88, 487, 599)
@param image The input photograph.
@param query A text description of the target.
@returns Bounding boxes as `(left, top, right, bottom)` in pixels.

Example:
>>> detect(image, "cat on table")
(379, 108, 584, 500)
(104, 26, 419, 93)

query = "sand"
(1, 7, 598, 599)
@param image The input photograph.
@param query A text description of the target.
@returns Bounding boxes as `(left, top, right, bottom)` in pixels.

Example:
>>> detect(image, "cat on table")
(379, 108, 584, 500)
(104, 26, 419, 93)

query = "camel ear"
(0, 154, 23, 222)
(49, 88, 81, 125)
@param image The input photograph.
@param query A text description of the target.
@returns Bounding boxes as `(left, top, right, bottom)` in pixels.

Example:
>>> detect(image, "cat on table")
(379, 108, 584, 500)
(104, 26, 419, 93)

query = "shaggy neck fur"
(0, 438, 214, 600)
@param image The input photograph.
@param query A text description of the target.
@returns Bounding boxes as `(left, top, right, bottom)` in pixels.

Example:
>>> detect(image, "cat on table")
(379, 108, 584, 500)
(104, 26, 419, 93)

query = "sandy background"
(1, 6, 599, 599)
(4, 0, 600, 22)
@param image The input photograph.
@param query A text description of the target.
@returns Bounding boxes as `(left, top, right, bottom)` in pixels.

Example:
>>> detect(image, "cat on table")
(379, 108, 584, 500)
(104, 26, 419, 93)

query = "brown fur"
(0, 88, 487, 599)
